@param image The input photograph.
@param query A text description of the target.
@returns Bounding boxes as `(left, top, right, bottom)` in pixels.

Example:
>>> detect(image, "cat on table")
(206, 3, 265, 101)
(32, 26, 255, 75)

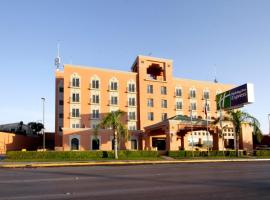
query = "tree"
(215, 110, 262, 156)
(94, 110, 128, 159)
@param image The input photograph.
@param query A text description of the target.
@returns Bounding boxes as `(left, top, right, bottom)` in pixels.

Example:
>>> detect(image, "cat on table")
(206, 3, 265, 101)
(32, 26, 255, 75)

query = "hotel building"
(55, 55, 253, 152)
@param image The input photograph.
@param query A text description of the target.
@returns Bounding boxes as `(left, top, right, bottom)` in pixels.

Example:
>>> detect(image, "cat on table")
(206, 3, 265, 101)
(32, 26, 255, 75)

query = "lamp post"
(190, 109, 194, 157)
(41, 98, 45, 151)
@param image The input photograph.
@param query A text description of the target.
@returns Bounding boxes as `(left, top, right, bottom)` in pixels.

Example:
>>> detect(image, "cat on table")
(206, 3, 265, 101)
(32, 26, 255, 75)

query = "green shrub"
(254, 150, 270, 157)
(6, 150, 160, 161)
(168, 150, 245, 158)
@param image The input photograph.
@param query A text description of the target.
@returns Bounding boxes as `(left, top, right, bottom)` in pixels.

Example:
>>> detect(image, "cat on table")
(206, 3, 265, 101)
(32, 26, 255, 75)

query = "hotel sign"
(216, 83, 254, 110)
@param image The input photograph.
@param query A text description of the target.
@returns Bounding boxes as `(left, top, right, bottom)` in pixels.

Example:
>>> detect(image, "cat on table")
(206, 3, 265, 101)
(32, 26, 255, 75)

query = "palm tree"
(215, 110, 262, 156)
(94, 110, 128, 159)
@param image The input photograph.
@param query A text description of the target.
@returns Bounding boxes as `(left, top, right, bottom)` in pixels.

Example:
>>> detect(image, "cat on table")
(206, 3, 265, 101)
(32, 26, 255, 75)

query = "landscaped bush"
(6, 150, 160, 161)
(254, 150, 270, 157)
(168, 150, 246, 158)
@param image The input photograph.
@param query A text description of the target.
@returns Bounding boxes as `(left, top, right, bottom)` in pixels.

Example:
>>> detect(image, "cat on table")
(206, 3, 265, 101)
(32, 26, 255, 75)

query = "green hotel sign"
(216, 83, 254, 110)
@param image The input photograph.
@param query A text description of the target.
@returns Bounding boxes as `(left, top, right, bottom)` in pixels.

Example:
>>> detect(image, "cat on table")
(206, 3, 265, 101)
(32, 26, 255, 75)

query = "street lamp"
(41, 98, 45, 151)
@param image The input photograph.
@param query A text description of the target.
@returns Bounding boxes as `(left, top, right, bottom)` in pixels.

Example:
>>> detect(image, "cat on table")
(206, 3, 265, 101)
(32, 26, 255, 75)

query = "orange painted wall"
(0, 132, 42, 154)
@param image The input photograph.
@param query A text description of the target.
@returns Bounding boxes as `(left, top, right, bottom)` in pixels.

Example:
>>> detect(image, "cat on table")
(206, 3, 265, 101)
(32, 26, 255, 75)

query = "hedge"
(254, 150, 270, 157)
(168, 150, 245, 158)
(6, 150, 159, 161)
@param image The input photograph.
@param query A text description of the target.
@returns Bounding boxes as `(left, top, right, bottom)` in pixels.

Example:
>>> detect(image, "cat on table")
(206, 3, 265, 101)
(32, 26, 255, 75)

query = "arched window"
(91, 75, 100, 89)
(109, 77, 118, 91)
(92, 139, 100, 150)
(71, 138, 79, 150)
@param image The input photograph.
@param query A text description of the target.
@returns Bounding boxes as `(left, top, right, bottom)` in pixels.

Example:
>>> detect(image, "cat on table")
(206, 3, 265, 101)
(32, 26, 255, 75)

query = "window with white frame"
(190, 102, 196, 111)
(72, 77, 80, 87)
(111, 96, 118, 105)
(147, 85, 153, 94)
(92, 79, 99, 89)
(128, 112, 136, 120)
(92, 94, 99, 104)
(161, 99, 167, 108)
(110, 81, 118, 91)
(128, 97, 136, 106)
(72, 123, 80, 128)
(128, 83, 135, 93)
(203, 90, 210, 99)
(162, 113, 167, 121)
(148, 112, 154, 121)
(176, 101, 183, 110)
(175, 88, 182, 97)
(128, 125, 137, 131)
(189, 88, 196, 98)
(92, 109, 100, 119)
(71, 108, 80, 118)
(161, 86, 167, 95)
(147, 98, 154, 107)
(72, 93, 80, 102)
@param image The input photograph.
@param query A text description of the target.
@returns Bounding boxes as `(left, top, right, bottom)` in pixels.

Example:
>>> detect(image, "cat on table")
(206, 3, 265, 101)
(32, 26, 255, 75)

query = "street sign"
(216, 83, 254, 110)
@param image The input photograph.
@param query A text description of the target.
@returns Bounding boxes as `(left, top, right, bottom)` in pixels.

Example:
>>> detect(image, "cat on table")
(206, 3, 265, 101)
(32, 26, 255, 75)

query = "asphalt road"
(0, 162, 270, 200)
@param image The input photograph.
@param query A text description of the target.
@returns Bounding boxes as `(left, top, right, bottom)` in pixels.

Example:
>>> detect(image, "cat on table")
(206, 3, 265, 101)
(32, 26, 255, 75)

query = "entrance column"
(166, 131, 179, 151)
(212, 128, 223, 150)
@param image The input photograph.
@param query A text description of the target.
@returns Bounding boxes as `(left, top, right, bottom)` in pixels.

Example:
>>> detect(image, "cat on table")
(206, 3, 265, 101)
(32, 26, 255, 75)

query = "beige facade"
(55, 55, 253, 152)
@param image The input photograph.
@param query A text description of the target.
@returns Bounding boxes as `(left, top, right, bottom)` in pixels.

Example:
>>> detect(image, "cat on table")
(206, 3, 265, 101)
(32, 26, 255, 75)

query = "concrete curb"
(1, 158, 270, 168)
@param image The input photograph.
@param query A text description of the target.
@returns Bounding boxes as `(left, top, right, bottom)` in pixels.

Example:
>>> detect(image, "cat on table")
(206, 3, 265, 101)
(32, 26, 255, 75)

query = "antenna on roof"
(214, 64, 218, 83)
(54, 42, 61, 70)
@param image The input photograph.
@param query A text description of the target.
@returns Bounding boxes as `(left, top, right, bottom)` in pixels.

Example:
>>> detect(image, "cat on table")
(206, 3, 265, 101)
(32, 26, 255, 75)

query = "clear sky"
(0, 0, 269, 133)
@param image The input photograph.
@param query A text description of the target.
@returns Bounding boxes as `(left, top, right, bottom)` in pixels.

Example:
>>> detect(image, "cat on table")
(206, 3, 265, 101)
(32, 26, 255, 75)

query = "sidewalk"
(1, 158, 270, 168)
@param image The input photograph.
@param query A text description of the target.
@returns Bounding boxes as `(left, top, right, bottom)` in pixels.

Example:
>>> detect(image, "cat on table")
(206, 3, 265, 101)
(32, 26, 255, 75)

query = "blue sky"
(0, 0, 269, 133)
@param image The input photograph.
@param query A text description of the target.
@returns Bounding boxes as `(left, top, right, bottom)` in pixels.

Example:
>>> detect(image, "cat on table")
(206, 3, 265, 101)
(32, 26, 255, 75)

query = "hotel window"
(72, 123, 80, 128)
(147, 85, 153, 94)
(72, 78, 80, 87)
(72, 108, 80, 118)
(162, 113, 167, 121)
(128, 97, 136, 106)
(59, 113, 63, 119)
(72, 93, 80, 102)
(59, 100, 63, 105)
(189, 89, 196, 98)
(147, 98, 154, 107)
(110, 81, 118, 91)
(148, 112, 154, 121)
(92, 109, 100, 119)
(161, 86, 167, 95)
(59, 87, 64, 93)
(176, 101, 183, 110)
(175, 88, 182, 97)
(161, 99, 167, 108)
(203, 90, 210, 99)
(128, 112, 136, 120)
(190, 102, 197, 111)
(128, 83, 135, 93)
(92, 80, 99, 89)
(128, 125, 137, 131)
(204, 103, 210, 112)
(92, 95, 100, 104)
(111, 96, 118, 105)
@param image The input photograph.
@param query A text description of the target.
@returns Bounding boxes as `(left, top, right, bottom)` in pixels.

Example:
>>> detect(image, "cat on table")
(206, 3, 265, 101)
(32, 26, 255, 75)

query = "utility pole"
(190, 109, 194, 157)
(41, 98, 45, 151)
